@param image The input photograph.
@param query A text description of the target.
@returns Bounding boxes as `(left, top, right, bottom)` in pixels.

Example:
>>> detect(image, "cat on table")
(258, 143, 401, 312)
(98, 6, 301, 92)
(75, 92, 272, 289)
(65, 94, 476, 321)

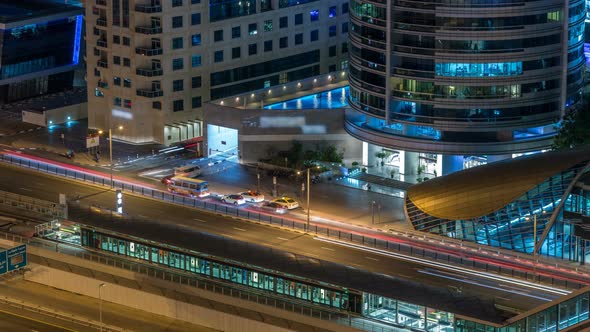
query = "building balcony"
(135, 26, 162, 35)
(135, 47, 163, 56)
(136, 89, 164, 98)
(97, 60, 108, 68)
(135, 4, 162, 13)
(97, 40, 108, 48)
(136, 68, 163, 77)
(96, 18, 107, 27)
(96, 0, 107, 6)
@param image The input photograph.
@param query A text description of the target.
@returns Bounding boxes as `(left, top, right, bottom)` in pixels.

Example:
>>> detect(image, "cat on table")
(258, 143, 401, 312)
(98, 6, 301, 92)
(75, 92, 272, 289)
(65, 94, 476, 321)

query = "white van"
(174, 164, 201, 178)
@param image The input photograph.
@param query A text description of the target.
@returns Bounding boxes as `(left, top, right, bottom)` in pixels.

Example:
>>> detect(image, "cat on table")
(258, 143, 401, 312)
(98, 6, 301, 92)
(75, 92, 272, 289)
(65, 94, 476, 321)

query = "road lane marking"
(365, 256, 379, 261)
(315, 237, 570, 296)
(19, 187, 32, 192)
(0, 308, 78, 332)
(496, 296, 511, 301)
(233, 227, 247, 232)
(277, 237, 289, 241)
(321, 247, 335, 251)
(419, 269, 554, 301)
(193, 218, 207, 223)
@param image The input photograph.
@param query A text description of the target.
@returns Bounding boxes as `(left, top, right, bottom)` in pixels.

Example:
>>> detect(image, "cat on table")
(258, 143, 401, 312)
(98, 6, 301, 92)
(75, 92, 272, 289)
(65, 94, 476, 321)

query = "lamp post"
(527, 210, 546, 275)
(257, 172, 260, 192)
(99, 126, 123, 188)
(98, 283, 106, 332)
(306, 167, 310, 233)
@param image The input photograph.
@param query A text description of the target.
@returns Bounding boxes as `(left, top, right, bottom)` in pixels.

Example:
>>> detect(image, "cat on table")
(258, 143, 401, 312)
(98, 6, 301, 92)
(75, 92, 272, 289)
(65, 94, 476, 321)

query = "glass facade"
(363, 294, 453, 331)
(210, 0, 256, 22)
(457, 291, 590, 332)
(406, 159, 590, 262)
(80, 228, 358, 311)
(346, 0, 585, 154)
(435, 62, 522, 78)
(0, 16, 82, 80)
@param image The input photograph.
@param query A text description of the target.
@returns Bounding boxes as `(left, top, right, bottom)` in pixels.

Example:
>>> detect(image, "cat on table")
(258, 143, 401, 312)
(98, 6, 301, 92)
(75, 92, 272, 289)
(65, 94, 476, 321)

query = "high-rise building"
(345, 0, 585, 176)
(86, 0, 350, 145)
(0, 0, 83, 104)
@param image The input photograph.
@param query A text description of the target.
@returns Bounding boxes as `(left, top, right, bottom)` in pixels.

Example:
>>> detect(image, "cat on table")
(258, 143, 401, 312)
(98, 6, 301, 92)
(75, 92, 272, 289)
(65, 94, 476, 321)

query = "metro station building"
(405, 149, 590, 263)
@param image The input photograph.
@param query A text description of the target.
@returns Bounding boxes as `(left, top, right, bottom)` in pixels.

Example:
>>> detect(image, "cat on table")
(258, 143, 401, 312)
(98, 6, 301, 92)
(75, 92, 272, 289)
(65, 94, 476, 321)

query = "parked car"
(260, 202, 288, 214)
(239, 191, 265, 203)
(271, 197, 299, 210)
(221, 194, 246, 205)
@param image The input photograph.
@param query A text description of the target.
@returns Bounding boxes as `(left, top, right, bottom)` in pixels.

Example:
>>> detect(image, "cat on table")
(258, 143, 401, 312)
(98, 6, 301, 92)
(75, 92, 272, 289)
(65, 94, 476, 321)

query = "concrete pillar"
(442, 154, 464, 175)
(367, 143, 382, 167)
(400, 151, 419, 177)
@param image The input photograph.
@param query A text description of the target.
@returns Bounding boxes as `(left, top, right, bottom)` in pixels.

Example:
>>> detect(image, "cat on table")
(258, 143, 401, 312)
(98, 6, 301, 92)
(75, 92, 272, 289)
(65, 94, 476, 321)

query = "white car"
(221, 194, 246, 205)
(271, 197, 299, 210)
(240, 191, 265, 203)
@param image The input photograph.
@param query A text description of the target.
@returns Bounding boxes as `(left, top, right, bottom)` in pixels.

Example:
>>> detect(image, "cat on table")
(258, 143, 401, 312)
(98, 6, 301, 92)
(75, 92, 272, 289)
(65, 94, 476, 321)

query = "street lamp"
(99, 126, 123, 188)
(98, 283, 106, 332)
(526, 210, 547, 273)
(306, 167, 310, 232)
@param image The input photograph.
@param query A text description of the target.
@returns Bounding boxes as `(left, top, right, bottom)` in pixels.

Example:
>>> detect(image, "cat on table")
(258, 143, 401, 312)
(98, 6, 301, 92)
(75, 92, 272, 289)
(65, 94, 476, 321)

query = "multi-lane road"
(0, 163, 569, 317)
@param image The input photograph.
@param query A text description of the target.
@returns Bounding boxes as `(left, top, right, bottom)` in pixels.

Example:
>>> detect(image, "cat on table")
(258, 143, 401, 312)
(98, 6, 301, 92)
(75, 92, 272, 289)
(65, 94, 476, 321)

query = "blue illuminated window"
(191, 34, 201, 46)
(435, 62, 522, 77)
(329, 6, 336, 17)
(310, 10, 319, 21)
(191, 55, 202, 67)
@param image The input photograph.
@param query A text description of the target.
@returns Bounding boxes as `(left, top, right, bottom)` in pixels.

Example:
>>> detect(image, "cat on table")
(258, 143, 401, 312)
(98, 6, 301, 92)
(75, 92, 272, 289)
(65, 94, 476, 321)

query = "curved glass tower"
(346, 0, 585, 160)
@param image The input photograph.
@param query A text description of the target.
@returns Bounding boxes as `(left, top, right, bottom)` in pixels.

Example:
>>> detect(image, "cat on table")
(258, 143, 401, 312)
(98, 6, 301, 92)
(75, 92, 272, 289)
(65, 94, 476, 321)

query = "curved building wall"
(347, 0, 585, 154)
(405, 155, 590, 262)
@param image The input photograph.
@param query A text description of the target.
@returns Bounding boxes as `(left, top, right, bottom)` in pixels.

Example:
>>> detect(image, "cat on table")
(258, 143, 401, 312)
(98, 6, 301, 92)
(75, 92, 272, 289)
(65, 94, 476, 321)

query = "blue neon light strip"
(72, 15, 83, 65)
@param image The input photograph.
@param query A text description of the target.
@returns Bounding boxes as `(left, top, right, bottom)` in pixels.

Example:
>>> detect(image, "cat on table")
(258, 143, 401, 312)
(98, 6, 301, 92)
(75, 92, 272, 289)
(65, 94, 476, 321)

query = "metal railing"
(0, 231, 398, 332)
(0, 189, 65, 219)
(1, 152, 588, 290)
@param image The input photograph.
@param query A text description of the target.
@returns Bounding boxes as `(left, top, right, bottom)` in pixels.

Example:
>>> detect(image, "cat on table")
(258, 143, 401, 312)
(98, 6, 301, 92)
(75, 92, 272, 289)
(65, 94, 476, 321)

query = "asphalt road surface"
(0, 163, 565, 314)
(0, 306, 74, 332)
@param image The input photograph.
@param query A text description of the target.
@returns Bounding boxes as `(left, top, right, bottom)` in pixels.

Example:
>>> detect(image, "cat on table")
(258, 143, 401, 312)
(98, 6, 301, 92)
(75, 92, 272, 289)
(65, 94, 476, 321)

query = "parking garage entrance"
(207, 124, 238, 160)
